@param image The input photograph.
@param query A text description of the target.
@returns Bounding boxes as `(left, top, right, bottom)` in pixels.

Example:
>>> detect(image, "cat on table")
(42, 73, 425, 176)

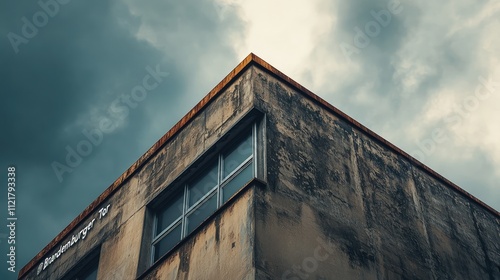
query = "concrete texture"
(139, 188, 256, 280)
(252, 65, 500, 279)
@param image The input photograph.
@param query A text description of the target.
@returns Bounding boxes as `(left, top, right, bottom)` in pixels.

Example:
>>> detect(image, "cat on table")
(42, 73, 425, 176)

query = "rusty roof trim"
(19, 52, 500, 279)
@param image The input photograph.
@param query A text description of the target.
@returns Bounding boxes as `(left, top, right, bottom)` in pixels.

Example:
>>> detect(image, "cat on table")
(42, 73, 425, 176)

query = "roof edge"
(249, 53, 500, 219)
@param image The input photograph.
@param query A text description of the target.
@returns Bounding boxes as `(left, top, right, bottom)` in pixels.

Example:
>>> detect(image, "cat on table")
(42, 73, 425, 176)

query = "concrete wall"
(22, 66, 257, 280)
(251, 66, 500, 280)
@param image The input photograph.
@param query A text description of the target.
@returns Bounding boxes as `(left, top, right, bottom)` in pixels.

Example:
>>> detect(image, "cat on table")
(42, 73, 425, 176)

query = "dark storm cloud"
(0, 0, 242, 278)
(327, 0, 493, 126)
(328, 0, 417, 120)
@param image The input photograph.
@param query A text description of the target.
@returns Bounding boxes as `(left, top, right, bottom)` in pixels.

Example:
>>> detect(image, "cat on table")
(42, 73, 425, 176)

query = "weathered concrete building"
(19, 54, 500, 280)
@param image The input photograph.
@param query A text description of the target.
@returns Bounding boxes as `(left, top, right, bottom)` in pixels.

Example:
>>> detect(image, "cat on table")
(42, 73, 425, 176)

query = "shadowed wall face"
(251, 66, 500, 280)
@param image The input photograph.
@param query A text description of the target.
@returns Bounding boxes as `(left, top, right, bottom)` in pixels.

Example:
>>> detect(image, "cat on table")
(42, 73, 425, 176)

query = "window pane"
(222, 162, 253, 203)
(186, 194, 217, 235)
(79, 266, 98, 280)
(156, 191, 183, 236)
(188, 164, 218, 207)
(154, 224, 182, 262)
(223, 132, 253, 178)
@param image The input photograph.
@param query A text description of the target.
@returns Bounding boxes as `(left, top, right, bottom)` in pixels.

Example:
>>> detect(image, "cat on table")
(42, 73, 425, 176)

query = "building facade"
(19, 54, 500, 280)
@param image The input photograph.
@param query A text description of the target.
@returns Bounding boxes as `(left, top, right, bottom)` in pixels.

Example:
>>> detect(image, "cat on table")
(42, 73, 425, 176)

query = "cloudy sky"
(1, 0, 499, 278)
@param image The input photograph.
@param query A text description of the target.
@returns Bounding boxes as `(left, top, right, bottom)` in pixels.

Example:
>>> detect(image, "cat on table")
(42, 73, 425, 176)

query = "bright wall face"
(140, 188, 256, 280)
(21, 67, 259, 280)
(251, 66, 500, 280)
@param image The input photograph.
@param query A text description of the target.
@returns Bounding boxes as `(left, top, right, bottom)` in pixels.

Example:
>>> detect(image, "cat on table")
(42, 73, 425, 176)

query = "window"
(61, 248, 100, 280)
(75, 263, 98, 280)
(151, 124, 257, 263)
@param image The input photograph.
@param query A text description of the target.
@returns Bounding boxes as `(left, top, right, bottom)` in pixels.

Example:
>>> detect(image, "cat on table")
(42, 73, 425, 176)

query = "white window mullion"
(253, 123, 257, 177)
(152, 214, 158, 241)
(220, 156, 253, 185)
(186, 187, 217, 213)
(151, 214, 158, 263)
(217, 154, 222, 207)
(153, 216, 183, 244)
(181, 184, 188, 238)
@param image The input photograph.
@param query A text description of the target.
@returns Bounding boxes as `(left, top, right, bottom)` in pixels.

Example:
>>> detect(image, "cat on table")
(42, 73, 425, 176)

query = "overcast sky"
(1, 0, 499, 278)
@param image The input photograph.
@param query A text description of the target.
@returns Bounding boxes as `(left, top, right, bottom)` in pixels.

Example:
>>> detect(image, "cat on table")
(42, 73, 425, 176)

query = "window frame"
(60, 246, 100, 280)
(150, 123, 258, 264)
